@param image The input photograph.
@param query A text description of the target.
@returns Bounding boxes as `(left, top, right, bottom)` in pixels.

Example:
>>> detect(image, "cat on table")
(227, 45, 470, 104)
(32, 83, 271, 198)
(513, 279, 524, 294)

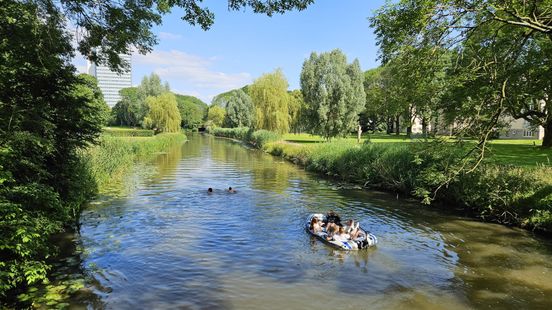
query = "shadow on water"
(49, 134, 552, 309)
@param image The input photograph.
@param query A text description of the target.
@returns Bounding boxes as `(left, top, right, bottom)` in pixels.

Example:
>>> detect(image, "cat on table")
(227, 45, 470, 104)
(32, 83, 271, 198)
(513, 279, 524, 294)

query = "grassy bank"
(84, 132, 186, 193)
(283, 133, 552, 167)
(212, 128, 552, 233)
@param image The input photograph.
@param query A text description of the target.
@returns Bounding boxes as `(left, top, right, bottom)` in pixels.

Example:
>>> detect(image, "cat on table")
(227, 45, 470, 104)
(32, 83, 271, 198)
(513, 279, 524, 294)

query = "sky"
(75, 0, 386, 104)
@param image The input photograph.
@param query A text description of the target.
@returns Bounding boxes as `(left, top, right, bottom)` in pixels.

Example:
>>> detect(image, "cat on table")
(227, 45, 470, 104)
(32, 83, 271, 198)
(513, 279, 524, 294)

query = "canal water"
(66, 134, 552, 309)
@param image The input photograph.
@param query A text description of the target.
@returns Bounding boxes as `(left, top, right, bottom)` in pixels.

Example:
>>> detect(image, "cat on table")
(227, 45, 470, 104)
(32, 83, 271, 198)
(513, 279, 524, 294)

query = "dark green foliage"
(0, 1, 103, 298)
(175, 94, 208, 128)
(111, 87, 145, 127)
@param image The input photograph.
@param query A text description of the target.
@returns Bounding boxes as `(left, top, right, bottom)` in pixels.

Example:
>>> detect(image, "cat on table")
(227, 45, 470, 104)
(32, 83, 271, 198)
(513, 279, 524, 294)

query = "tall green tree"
(143, 93, 182, 133)
(175, 94, 207, 128)
(111, 73, 170, 127)
(300, 49, 366, 139)
(223, 89, 254, 128)
(207, 106, 226, 127)
(250, 69, 291, 134)
(111, 87, 144, 127)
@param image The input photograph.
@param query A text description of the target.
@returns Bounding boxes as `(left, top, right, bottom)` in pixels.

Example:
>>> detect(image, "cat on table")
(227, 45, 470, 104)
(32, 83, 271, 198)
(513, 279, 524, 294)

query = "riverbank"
(210, 127, 552, 234)
(84, 131, 187, 193)
(1, 129, 186, 307)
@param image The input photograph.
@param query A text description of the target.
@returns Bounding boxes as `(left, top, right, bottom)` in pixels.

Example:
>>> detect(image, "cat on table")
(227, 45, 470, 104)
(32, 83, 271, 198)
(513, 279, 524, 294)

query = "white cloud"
(134, 49, 252, 100)
(158, 32, 183, 40)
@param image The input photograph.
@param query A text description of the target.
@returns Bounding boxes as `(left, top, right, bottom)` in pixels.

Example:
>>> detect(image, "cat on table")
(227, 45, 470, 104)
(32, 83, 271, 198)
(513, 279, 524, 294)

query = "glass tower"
(87, 54, 132, 107)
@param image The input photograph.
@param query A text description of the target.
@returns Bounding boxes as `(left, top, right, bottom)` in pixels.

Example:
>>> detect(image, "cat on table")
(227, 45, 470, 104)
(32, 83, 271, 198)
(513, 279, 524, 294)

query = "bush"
(248, 130, 281, 148)
(209, 127, 250, 140)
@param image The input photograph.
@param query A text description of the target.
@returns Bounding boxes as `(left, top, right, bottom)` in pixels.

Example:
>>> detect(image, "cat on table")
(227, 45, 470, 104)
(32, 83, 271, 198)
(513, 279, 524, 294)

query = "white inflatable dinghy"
(306, 213, 377, 250)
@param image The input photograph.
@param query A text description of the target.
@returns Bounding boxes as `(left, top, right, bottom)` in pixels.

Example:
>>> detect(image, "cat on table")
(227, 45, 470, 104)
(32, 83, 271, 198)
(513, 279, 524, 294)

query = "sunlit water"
(62, 134, 552, 309)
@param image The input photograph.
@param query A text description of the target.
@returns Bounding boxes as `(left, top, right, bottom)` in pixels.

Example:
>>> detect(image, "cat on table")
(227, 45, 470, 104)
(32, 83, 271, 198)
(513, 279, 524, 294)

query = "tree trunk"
(422, 117, 428, 138)
(395, 115, 400, 135)
(387, 117, 393, 134)
(543, 121, 552, 148)
(406, 126, 412, 138)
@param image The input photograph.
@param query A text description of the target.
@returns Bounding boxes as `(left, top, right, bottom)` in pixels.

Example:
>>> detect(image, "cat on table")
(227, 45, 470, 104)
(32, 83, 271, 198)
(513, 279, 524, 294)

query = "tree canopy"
(370, 0, 552, 146)
(300, 49, 366, 139)
(223, 89, 255, 128)
(175, 94, 208, 129)
(250, 69, 291, 134)
(143, 93, 182, 133)
(207, 106, 226, 128)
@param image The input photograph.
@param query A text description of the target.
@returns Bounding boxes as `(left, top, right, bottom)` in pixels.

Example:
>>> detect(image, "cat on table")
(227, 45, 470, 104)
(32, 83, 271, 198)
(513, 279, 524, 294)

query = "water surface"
(67, 134, 552, 309)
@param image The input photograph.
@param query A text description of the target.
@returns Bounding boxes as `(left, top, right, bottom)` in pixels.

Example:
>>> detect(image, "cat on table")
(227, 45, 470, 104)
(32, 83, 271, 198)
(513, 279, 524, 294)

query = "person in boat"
(325, 225, 338, 240)
(309, 217, 323, 234)
(227, 187, 237, 193)
(208, 187, 214, 194)
(332, 226, 351, 243)
(344, 219, 360, 239)
(323, 210, 342, 232)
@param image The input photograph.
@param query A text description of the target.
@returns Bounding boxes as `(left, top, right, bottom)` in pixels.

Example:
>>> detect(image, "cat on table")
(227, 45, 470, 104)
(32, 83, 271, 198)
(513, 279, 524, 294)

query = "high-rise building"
(87, 54, 132, 107)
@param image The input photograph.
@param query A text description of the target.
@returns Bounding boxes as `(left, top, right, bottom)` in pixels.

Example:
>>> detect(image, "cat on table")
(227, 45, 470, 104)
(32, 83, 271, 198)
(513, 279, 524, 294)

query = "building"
(499, 117, 545, 140)
(409, 113, 544, 140)
(87, 54, 132, 107)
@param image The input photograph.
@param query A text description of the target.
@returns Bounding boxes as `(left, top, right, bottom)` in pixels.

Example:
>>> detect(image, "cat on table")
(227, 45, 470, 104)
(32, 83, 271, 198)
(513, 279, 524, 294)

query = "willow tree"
(207, 105, 226, 127)
(250, 69, 291, 134)
(300, 49, 366, 139)
(143, 93, 182, 133)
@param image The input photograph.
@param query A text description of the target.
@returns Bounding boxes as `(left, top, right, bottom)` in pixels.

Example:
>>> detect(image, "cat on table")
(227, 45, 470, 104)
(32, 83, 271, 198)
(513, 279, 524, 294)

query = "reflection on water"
(63, 134, 552, 309)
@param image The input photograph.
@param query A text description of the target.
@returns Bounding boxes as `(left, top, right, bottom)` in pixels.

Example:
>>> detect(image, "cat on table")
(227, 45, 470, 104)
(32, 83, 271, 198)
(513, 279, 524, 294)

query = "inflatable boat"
(306, 213, 377, 250)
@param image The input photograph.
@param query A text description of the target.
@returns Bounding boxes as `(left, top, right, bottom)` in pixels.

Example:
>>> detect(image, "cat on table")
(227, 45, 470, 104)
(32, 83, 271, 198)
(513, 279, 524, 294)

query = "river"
(61, 134, 552, 309)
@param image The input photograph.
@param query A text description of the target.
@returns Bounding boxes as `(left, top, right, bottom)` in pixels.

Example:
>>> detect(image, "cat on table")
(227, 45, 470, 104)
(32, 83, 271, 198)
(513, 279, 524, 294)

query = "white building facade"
(87, 54, 132, 107)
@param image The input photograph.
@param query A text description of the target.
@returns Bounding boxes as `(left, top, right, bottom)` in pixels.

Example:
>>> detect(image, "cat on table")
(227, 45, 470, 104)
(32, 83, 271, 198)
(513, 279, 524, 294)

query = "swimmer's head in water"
(208, 188, 213, 192)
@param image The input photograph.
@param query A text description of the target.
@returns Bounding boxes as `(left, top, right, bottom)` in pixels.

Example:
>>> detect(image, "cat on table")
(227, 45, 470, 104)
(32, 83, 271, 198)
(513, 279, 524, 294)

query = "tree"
(207, 106, 226, 127)
(223, 89, 254, 128)
(139, 73, 170, 98)
(175, 94, 208, 128)
(111, 87, 144, 127)
(111, 73, 171, 127)
(288, 90, 306, 133)
(74, 74, 111, 126)
(370, 0, 552, 146)
(300, 49, 366, 139)
(143, 93, 182, 133)
(250, 69, 291, 134)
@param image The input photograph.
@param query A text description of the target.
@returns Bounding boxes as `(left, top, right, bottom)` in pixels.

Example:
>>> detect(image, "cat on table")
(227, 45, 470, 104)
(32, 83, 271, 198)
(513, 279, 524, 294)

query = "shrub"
(248, 130, 282, 148)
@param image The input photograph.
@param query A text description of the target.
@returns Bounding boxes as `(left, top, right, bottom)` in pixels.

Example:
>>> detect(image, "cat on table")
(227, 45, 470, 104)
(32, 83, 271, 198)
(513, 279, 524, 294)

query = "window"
(523, 130, 535, 137)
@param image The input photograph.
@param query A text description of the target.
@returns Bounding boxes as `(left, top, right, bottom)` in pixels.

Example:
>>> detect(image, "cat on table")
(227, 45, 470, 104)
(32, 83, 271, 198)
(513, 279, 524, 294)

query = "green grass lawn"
(103, 126, 155, 137)
(283, 133, 413, 144)
(283, 133, 551, 167)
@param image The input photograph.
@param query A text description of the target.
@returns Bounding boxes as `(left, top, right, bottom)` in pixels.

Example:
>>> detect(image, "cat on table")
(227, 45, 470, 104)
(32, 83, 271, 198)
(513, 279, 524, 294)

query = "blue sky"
(76, 0, 386, 104)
